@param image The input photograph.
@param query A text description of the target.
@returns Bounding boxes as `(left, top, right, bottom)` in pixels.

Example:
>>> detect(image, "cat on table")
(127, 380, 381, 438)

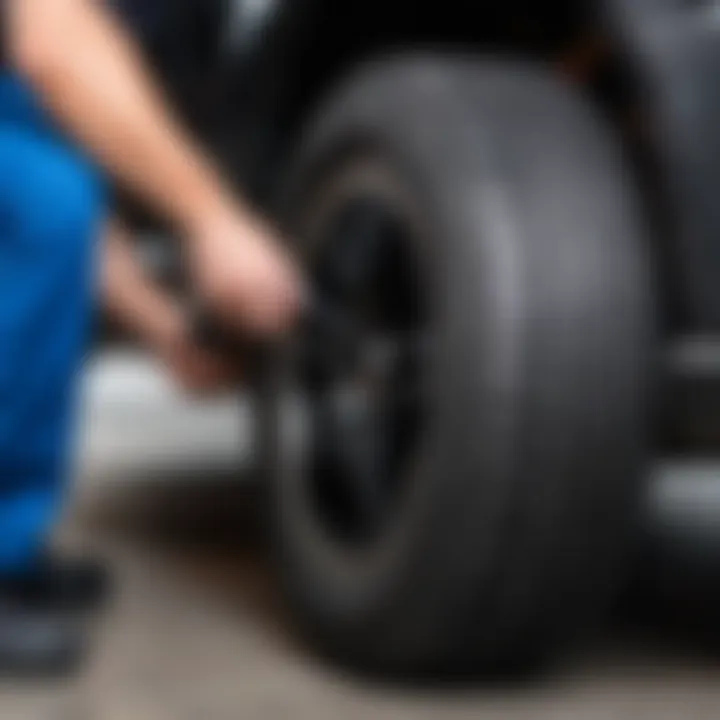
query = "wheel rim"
(296, 197, 427, 549)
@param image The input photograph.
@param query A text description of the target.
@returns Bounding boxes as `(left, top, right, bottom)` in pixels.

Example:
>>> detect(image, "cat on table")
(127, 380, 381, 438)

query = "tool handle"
(189, 292, 354, 377)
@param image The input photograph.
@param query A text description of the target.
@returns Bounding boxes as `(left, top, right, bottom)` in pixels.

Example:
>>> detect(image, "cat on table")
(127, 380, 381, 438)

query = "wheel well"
(247, 0, 644, 189)
(238, 0, 674, 324)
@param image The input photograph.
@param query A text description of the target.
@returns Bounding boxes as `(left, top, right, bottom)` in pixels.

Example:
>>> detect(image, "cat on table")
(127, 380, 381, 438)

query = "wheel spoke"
(317, 202, 389, 302)
(315, 387, 389, 534)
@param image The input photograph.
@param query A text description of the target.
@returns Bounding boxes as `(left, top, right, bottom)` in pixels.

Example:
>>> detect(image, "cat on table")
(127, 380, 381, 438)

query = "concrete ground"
(3, 351, 720, 719)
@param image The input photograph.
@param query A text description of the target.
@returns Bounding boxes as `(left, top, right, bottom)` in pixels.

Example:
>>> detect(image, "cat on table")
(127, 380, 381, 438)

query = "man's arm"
(8, 0, 301, 336)
(9, 0, 229, 233)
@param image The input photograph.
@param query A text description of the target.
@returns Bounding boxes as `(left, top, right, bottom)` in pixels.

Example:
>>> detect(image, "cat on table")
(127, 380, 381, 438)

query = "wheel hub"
(295, 198, 426, 547)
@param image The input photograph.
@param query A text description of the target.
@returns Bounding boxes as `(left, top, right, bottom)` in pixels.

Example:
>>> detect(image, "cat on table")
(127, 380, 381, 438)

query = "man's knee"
(0, 130, 105, 258)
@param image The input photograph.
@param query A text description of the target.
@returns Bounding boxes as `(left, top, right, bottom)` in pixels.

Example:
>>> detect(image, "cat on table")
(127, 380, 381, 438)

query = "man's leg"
(0, 127, 104, 568)
(0, 126, 105, 674)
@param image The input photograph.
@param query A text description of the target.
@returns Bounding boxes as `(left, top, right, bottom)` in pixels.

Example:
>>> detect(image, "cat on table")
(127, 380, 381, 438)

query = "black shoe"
(0, 554, 112, 679)
(0, 554, 113, 615)
(0, 601, 87, 678)
(40, 554, 112, 614)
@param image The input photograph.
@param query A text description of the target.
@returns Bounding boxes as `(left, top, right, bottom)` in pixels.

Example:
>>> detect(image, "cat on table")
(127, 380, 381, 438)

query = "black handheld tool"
(190, 292, 356, 378)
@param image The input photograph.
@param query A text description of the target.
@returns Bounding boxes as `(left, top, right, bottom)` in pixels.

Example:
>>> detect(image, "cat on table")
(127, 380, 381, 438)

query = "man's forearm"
(9, 0, 302, 337)
(10, 0, 237, 235)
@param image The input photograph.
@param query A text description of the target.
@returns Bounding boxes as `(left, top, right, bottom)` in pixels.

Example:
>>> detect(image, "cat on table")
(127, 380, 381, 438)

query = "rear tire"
(265, 57, 654, 673)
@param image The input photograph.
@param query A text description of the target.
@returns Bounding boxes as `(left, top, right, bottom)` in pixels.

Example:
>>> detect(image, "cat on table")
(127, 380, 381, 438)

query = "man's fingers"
(192, 216, 304, 339)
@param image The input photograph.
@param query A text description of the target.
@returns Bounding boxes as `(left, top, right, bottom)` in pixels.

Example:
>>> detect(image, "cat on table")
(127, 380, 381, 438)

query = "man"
(0, 0, 302, 675)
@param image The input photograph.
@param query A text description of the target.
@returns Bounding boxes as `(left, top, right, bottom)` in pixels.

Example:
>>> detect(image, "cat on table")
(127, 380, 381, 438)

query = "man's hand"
(152, 306, 242, 395)
(191, 211, 303, 338)
(103, 221, 242, 396)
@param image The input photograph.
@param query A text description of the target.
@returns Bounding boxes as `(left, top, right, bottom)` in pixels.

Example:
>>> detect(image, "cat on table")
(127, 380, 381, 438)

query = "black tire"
(264, 57, 654, 673)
